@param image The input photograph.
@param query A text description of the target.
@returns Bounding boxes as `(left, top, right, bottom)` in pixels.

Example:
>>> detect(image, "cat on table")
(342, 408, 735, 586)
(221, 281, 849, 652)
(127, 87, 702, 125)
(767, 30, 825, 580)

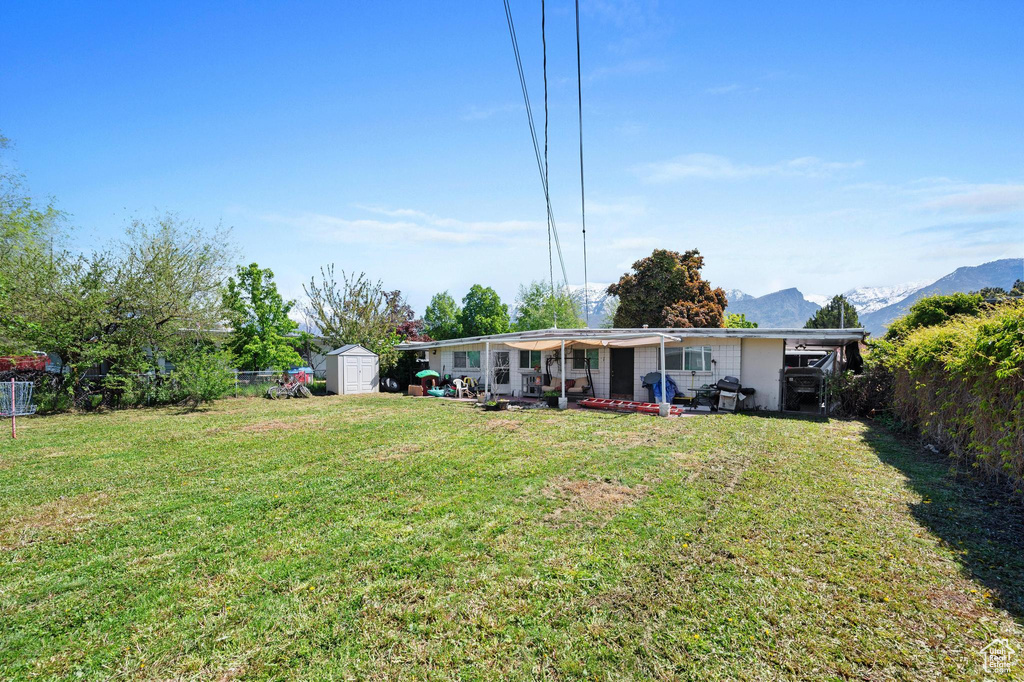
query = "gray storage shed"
(325, 344, 379, 395)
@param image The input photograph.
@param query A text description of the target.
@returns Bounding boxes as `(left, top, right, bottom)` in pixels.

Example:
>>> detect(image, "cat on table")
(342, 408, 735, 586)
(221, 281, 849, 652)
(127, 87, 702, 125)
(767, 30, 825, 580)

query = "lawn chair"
(451, 378, 470, 398)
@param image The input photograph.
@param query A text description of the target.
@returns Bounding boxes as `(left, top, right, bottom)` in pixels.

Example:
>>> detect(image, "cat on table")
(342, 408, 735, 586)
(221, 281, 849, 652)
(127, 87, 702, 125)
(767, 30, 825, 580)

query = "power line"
(542, 0, 556, 326)
(501, 0, 569, 294)
(574, 0, 589, 326)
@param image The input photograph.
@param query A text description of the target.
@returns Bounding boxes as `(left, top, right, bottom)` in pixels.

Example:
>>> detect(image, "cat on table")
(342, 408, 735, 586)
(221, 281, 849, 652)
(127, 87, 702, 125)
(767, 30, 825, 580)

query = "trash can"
(642, 372, 677, 403)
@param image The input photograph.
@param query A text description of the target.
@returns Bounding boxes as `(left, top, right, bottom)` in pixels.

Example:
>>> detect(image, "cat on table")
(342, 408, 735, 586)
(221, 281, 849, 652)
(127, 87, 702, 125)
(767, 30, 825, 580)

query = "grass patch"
(1, 396, 1021, 680)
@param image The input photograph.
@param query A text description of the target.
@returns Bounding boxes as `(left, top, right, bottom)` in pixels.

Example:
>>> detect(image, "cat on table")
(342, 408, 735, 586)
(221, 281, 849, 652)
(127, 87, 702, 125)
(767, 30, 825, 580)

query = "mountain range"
(570, 258, 1022, 335)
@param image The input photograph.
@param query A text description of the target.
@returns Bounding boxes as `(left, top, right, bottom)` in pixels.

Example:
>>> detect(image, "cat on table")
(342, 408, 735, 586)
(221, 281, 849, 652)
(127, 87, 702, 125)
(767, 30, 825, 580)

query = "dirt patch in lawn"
(592, 429, 661, 449)
(1, 492, 109, 550)
(543, 477, 648, 523)
(486, 418, 522, 432)
(925, 586, 988, 620)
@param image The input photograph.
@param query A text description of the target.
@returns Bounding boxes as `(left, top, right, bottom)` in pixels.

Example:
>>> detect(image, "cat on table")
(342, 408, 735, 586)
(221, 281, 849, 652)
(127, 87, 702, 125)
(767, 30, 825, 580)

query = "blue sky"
(2, 1, 1022, 313)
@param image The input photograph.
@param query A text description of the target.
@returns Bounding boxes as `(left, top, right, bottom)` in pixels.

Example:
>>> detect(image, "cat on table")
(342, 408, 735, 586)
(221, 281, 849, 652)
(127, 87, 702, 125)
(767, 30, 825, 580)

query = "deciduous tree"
(424, 291, 463, 340)
(304, 266, 407, 370)
(223, 263, 302, 370)
(513, 281, 585, 331)
(607, 249, 727, 328)
(459, 284, 510, 337)
(725, 313, 758, 328)
(1, 213, 232, 404)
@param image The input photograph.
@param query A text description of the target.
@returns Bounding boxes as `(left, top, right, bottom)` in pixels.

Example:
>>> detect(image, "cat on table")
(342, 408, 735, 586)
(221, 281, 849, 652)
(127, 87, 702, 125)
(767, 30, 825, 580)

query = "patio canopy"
(501, 334, 680, 351)
(503, 340, 565, 351)
(396, 326, 868, 352)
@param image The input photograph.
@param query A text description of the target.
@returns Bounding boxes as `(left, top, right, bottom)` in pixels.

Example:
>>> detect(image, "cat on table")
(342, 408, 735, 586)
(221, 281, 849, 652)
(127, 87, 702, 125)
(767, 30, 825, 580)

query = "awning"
(572, 335, 678, 348)
(503, 340, 569, 351)
(503, 334, 679, 350)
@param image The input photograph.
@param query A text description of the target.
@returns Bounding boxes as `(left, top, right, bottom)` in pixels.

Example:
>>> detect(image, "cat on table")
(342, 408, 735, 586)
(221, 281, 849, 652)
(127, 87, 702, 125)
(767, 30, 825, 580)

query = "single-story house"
(396, 327, 867, 411)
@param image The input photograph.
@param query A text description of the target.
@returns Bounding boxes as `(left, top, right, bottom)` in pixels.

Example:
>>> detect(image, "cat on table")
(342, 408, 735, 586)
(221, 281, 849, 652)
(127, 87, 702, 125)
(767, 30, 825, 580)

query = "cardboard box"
(407, 385, 424, 397)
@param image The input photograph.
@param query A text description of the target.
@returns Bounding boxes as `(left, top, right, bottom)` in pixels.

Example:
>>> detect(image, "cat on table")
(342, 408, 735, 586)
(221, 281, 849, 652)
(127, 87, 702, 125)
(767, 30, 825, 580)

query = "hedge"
(887, 301, 1024, 490)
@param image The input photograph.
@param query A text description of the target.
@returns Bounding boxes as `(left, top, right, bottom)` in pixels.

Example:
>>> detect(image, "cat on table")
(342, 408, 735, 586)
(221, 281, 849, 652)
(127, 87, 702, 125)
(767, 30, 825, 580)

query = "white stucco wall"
(740, 337, 784, 410)
(632, 338, 741, 402)
(419, 336, 783, 405)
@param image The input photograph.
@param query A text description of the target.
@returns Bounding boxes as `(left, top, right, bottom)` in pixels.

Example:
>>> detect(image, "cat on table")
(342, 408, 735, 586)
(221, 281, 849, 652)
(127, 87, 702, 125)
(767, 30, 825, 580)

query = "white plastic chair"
(452, 378, 468, 398)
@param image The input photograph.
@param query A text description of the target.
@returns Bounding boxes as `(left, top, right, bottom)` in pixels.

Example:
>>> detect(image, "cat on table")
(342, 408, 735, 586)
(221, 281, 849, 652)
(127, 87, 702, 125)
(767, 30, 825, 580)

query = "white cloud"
(919, 183, 1024, 214)
(635, 153, 863, 182)
(259, 207, 544, 248)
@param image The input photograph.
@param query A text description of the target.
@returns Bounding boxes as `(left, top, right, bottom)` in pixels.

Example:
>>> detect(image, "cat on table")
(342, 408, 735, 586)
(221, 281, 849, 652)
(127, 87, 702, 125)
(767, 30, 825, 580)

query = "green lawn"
(2, 396, 1022, 680)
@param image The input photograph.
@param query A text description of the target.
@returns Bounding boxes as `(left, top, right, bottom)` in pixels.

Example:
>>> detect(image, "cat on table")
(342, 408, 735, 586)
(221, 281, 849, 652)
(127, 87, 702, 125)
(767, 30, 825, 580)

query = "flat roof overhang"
(396, 327, 867, 352)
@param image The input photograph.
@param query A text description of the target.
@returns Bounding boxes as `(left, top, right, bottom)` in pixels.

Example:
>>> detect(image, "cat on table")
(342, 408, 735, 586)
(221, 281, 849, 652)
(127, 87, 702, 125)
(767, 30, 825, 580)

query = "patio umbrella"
(415, 369, 440, 379)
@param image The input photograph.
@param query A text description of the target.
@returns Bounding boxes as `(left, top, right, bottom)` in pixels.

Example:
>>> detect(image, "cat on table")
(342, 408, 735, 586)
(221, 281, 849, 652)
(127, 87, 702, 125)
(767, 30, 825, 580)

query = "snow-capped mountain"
(723, 288, 753, 304)
(562, 257, 1021, 332)
(842, 281, 929, 314)
(566, 283, 615, 327)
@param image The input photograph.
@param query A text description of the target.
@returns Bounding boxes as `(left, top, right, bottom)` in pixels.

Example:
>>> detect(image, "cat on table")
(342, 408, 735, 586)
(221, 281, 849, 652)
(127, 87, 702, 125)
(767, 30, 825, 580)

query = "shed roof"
(326, 344, 376, 356)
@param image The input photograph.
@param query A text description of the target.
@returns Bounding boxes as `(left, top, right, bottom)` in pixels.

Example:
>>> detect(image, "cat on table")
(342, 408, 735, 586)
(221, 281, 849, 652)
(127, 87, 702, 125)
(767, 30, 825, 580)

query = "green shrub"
(828, 362, 892, 418)
(884, 292, 984, 341)
(888, 302, 1023, 489)
(172, 348, 235, 407)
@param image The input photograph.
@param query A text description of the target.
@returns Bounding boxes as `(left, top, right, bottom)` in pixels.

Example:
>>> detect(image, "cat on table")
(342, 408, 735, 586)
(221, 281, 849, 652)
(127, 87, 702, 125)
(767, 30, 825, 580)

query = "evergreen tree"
(805, 295, 860, 329)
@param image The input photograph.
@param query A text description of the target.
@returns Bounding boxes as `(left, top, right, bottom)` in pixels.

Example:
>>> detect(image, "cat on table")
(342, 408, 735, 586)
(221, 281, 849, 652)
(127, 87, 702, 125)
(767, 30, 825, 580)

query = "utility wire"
(574, 0, 589, 326)
(501, 0, 569, 294)
(542, 0, 557, 327)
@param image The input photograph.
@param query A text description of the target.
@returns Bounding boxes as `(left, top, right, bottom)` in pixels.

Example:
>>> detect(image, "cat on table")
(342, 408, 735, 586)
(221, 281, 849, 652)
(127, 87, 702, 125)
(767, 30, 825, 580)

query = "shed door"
(358, 356, 376, 392)
(343, 356, 360, 394)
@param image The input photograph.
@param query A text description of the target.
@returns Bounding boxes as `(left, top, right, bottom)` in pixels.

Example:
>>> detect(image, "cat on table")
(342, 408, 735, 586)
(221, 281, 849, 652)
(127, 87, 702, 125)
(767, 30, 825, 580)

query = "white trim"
(398, 327, 866, 351)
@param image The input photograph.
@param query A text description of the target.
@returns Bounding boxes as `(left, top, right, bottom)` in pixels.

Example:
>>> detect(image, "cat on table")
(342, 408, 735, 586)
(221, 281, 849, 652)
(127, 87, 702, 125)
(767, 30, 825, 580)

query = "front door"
(610, 348, 634, 399)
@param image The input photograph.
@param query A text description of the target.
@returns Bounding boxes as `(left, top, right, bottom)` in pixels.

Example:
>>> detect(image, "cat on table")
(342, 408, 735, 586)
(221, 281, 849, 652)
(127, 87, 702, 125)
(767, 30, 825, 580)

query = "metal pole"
(659, 336, 667, 410)
(11, 378, 16, 439)
(484, 341, 491, 400)
(560, 340, 566, 400)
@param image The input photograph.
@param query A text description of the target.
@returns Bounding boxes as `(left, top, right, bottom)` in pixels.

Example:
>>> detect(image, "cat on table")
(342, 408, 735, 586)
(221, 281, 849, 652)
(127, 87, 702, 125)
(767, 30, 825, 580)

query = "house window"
(684, 346, 713, 371)
(454, 350, 481, 369)
(662, 348, 683, 371)
(658, 346, 712, 371)
(493, 351, 510, 385)
(572, 348, 599, 370)
(519, 350, 541, 370)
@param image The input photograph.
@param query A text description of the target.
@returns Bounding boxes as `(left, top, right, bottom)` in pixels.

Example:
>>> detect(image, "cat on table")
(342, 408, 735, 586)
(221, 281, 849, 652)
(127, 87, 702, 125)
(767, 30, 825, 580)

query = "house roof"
(396, 327, 868, 351)
(326, 344, 376, 356)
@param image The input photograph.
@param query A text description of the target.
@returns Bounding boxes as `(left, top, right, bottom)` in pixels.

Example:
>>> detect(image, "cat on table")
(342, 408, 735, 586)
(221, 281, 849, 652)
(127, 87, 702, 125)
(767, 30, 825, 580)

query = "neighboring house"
(396, 327, 866, 411)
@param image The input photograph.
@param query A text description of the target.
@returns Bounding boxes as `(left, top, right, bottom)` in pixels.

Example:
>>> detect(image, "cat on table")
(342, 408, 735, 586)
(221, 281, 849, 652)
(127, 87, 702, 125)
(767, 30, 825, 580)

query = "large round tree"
(459, 284, 510, 337)
(607, 249, 727, 328)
